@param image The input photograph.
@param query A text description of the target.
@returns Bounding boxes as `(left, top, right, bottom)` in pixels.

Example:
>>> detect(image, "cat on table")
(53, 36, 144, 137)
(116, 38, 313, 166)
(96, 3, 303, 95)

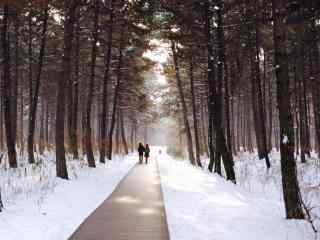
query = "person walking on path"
(138, 143, 145, 164)
(145, 144, 150, 164)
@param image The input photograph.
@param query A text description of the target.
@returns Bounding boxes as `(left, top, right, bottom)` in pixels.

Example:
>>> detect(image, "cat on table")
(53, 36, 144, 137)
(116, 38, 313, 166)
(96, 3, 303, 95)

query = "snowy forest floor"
(158, 147, 320, 240)
(0, 152, 137, 239)
(0, 147, 319, 240)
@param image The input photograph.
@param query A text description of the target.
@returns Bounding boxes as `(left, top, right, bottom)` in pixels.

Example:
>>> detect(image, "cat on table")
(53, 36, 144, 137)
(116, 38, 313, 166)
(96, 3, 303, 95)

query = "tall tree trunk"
(115, 110, 119, 154)
(45, 95, 49, 149)
(189, 54, 201, 167)
(0, 98, 3, 151)
(204, 0, 216, 172)
(120, 110, 128, 155)
(254, 25, 271, 168)
(130, 120, 135, 152)
(215, 0, 236, 182)
(224, 62, 232, 154)
(271, 0, 304, 219)
(19, 79, 24, 153)
(85, 0, 99, 168)
(310, 19, 320, 157)
(56, 0, 77, 179)
(27, 5, 49, 164)
(28, 7, 33, 130)
(267, 57, 273, 151)
(107, 25, 124, 160)
(1, 4, 17, 168)
(171, 41, 195, 165)
(200, 94, 209, 156)
(39, 99, 45, 155)
(100, 0, 114, 163)
(12, 12, 19, 147)
(69, 8, 80, 159)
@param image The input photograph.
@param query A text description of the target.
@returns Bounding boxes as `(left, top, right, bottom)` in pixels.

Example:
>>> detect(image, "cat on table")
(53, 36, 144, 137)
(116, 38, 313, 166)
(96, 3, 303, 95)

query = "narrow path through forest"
(69, 160, 170, 240)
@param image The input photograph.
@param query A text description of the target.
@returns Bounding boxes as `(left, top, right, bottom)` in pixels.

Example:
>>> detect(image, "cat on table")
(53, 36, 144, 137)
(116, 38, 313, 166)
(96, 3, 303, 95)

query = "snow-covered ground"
(158, 147, 318, 240)
(1, 146, 318, 240)
(234, 150, 320, 231)
(0, 151, 137, 240)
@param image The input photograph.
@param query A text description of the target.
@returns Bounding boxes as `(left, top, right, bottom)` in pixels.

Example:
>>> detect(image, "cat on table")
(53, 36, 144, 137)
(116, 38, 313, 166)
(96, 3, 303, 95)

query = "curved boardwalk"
(69, 160, 170, 240)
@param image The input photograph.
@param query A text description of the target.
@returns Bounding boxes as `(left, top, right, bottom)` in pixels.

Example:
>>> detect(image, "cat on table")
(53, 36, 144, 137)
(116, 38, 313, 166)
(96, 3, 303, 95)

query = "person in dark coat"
(138, 143, 145, 164)
(144, 144, 150, 164)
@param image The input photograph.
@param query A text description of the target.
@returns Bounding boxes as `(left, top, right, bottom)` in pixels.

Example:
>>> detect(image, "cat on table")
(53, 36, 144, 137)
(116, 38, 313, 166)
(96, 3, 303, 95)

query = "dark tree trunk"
(85, 0, 99, 168)
(254, 25, 271, 168)
(0, 98, 3, 151)
(100, 0, 114, 163)
(246, 11, 270, 168)
(120, 110, 128, 155)
(56, 0, 77, 179)
(107, 26, 124, 160)
(271, 0, 304, 219)
(45, 95, 49, 149)
(130, 120, 135, 153)
(200, 94, 209, 156)
(27, 5, 49, 164)
(115, 110, 120, 154)
(12, 13, 19, 147)
(267, 56, 273, 151)
(310, 19, 320, 157)
(224, 62, 232, 155)
(39, 99, 45, 155)
(1, 4, 17, 168)
(204, 0, 216, 172)
(69, 9, 80, 159)
(28, 7, 33, 130)
(214, 0, 236, 182)
(189, 54, 202, 167)
(19, 80, 24, 153)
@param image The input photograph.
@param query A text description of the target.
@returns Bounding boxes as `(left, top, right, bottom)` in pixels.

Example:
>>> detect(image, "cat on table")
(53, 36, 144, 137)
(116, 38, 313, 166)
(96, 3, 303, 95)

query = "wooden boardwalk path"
(69, 160, 170, 240)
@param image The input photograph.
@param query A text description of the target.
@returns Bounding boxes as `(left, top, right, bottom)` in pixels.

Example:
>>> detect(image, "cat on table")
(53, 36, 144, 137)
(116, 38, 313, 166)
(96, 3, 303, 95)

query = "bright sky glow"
(50, 9, 63, 24)
(143, 39, 170, 64)
(143, 39, 170, 85)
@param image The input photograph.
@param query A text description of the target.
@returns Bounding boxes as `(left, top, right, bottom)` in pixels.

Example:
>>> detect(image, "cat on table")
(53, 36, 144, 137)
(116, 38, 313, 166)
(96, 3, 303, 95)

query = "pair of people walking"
(138, 143, 150, 164)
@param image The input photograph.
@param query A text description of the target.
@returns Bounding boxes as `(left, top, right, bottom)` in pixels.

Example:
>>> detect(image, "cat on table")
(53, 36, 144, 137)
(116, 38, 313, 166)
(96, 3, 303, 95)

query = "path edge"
(155, 158, 171, 240)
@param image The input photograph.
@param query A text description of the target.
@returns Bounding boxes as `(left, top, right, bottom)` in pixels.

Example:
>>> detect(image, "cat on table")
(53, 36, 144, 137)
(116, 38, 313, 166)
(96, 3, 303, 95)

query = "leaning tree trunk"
(1, 4, 17, 168)
(171, 41, 196, 165)
(271, 0, 304, 219)
(27, 5, 49, 163)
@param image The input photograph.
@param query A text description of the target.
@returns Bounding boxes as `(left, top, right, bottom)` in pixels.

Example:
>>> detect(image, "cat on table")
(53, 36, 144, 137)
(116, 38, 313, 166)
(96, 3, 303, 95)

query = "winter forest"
(0, 0, 320, 239)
